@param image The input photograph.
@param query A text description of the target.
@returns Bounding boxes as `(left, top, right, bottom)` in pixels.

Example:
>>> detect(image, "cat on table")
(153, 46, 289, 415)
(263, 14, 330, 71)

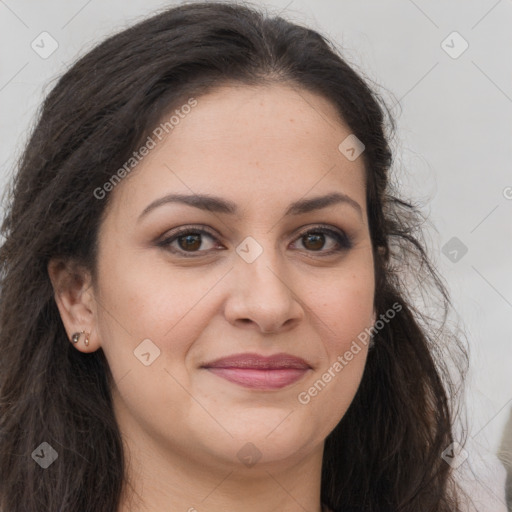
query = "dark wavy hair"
(0, 2, 470, 511)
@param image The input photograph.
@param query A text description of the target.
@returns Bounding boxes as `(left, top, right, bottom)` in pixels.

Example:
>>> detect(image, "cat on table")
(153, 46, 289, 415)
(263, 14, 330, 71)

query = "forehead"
(108, 83, 367, 222)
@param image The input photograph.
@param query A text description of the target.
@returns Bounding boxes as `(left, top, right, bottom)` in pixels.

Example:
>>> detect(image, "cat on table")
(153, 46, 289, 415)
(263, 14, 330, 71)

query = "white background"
(1, 0, 511, 509)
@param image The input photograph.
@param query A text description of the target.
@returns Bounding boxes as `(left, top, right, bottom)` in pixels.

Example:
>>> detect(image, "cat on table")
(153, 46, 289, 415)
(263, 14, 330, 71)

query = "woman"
(0, 2, 471, 511)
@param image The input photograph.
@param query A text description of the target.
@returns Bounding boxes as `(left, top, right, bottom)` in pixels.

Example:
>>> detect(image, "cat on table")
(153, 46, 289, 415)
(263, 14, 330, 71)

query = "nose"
(223, 252, 305, 334)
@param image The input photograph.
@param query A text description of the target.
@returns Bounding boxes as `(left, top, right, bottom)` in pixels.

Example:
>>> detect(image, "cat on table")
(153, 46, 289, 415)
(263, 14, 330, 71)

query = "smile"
(201, 352, 312, 390)
(205, 367, 310, 390)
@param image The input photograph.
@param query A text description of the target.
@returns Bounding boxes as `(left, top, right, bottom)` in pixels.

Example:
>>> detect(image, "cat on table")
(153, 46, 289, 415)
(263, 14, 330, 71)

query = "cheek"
(94, 248, 226, 368)
(313, 285, 372, 391)
(93, 251, 217, 426)
(294, 258, 374, 420)
(322, 282, 375, 349)
(97, 246, 180, 332)
(306, 256, 375, 349)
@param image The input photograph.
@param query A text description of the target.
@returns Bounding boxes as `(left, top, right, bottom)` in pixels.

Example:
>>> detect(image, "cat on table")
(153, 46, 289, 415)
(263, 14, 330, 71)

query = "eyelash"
(157, 224, 353, 258)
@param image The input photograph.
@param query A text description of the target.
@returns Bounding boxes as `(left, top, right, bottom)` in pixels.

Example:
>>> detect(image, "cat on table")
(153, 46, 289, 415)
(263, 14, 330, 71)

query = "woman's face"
(90, 83, 375, 471)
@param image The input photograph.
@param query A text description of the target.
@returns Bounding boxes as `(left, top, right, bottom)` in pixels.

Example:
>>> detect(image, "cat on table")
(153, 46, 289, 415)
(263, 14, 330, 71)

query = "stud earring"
(71, 330, 90, 347)
(71, 330, 84, 344)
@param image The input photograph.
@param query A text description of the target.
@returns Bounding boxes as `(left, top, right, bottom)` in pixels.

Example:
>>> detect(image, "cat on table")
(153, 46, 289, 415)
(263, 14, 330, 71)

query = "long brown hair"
(0, 2, 469, 511)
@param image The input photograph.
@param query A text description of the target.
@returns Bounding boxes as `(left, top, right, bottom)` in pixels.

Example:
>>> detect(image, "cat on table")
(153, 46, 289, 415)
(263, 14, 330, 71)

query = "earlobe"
(47, 258, 99, 352)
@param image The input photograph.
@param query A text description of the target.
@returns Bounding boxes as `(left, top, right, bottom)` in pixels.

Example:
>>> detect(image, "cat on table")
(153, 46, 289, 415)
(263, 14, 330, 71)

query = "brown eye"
(177, 234, 202, 251)
(158, 227, 220, 257)
(292, 226, 353, 255)
(302, 232, 327, 251)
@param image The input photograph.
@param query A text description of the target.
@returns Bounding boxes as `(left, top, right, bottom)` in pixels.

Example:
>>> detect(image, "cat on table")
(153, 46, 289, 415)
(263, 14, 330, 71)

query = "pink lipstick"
(201, 353, 311, 390)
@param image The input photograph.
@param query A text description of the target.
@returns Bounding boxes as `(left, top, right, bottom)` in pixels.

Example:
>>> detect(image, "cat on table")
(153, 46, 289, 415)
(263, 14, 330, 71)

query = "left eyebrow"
(138, 191, 363, 221)
(285, 192, 363, 218)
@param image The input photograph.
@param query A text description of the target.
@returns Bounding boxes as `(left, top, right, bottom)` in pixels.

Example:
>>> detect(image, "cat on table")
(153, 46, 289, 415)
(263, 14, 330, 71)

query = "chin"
(209, 426, 316, 468)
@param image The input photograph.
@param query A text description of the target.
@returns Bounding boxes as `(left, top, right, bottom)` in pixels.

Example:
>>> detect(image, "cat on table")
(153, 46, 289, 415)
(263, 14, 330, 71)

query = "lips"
(201, 353, 311, 390)
(202, 353, 311, 370)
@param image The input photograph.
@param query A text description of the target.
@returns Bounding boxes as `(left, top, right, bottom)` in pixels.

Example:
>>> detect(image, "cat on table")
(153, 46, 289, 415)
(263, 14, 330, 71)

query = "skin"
(49, 83, 376, 512)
